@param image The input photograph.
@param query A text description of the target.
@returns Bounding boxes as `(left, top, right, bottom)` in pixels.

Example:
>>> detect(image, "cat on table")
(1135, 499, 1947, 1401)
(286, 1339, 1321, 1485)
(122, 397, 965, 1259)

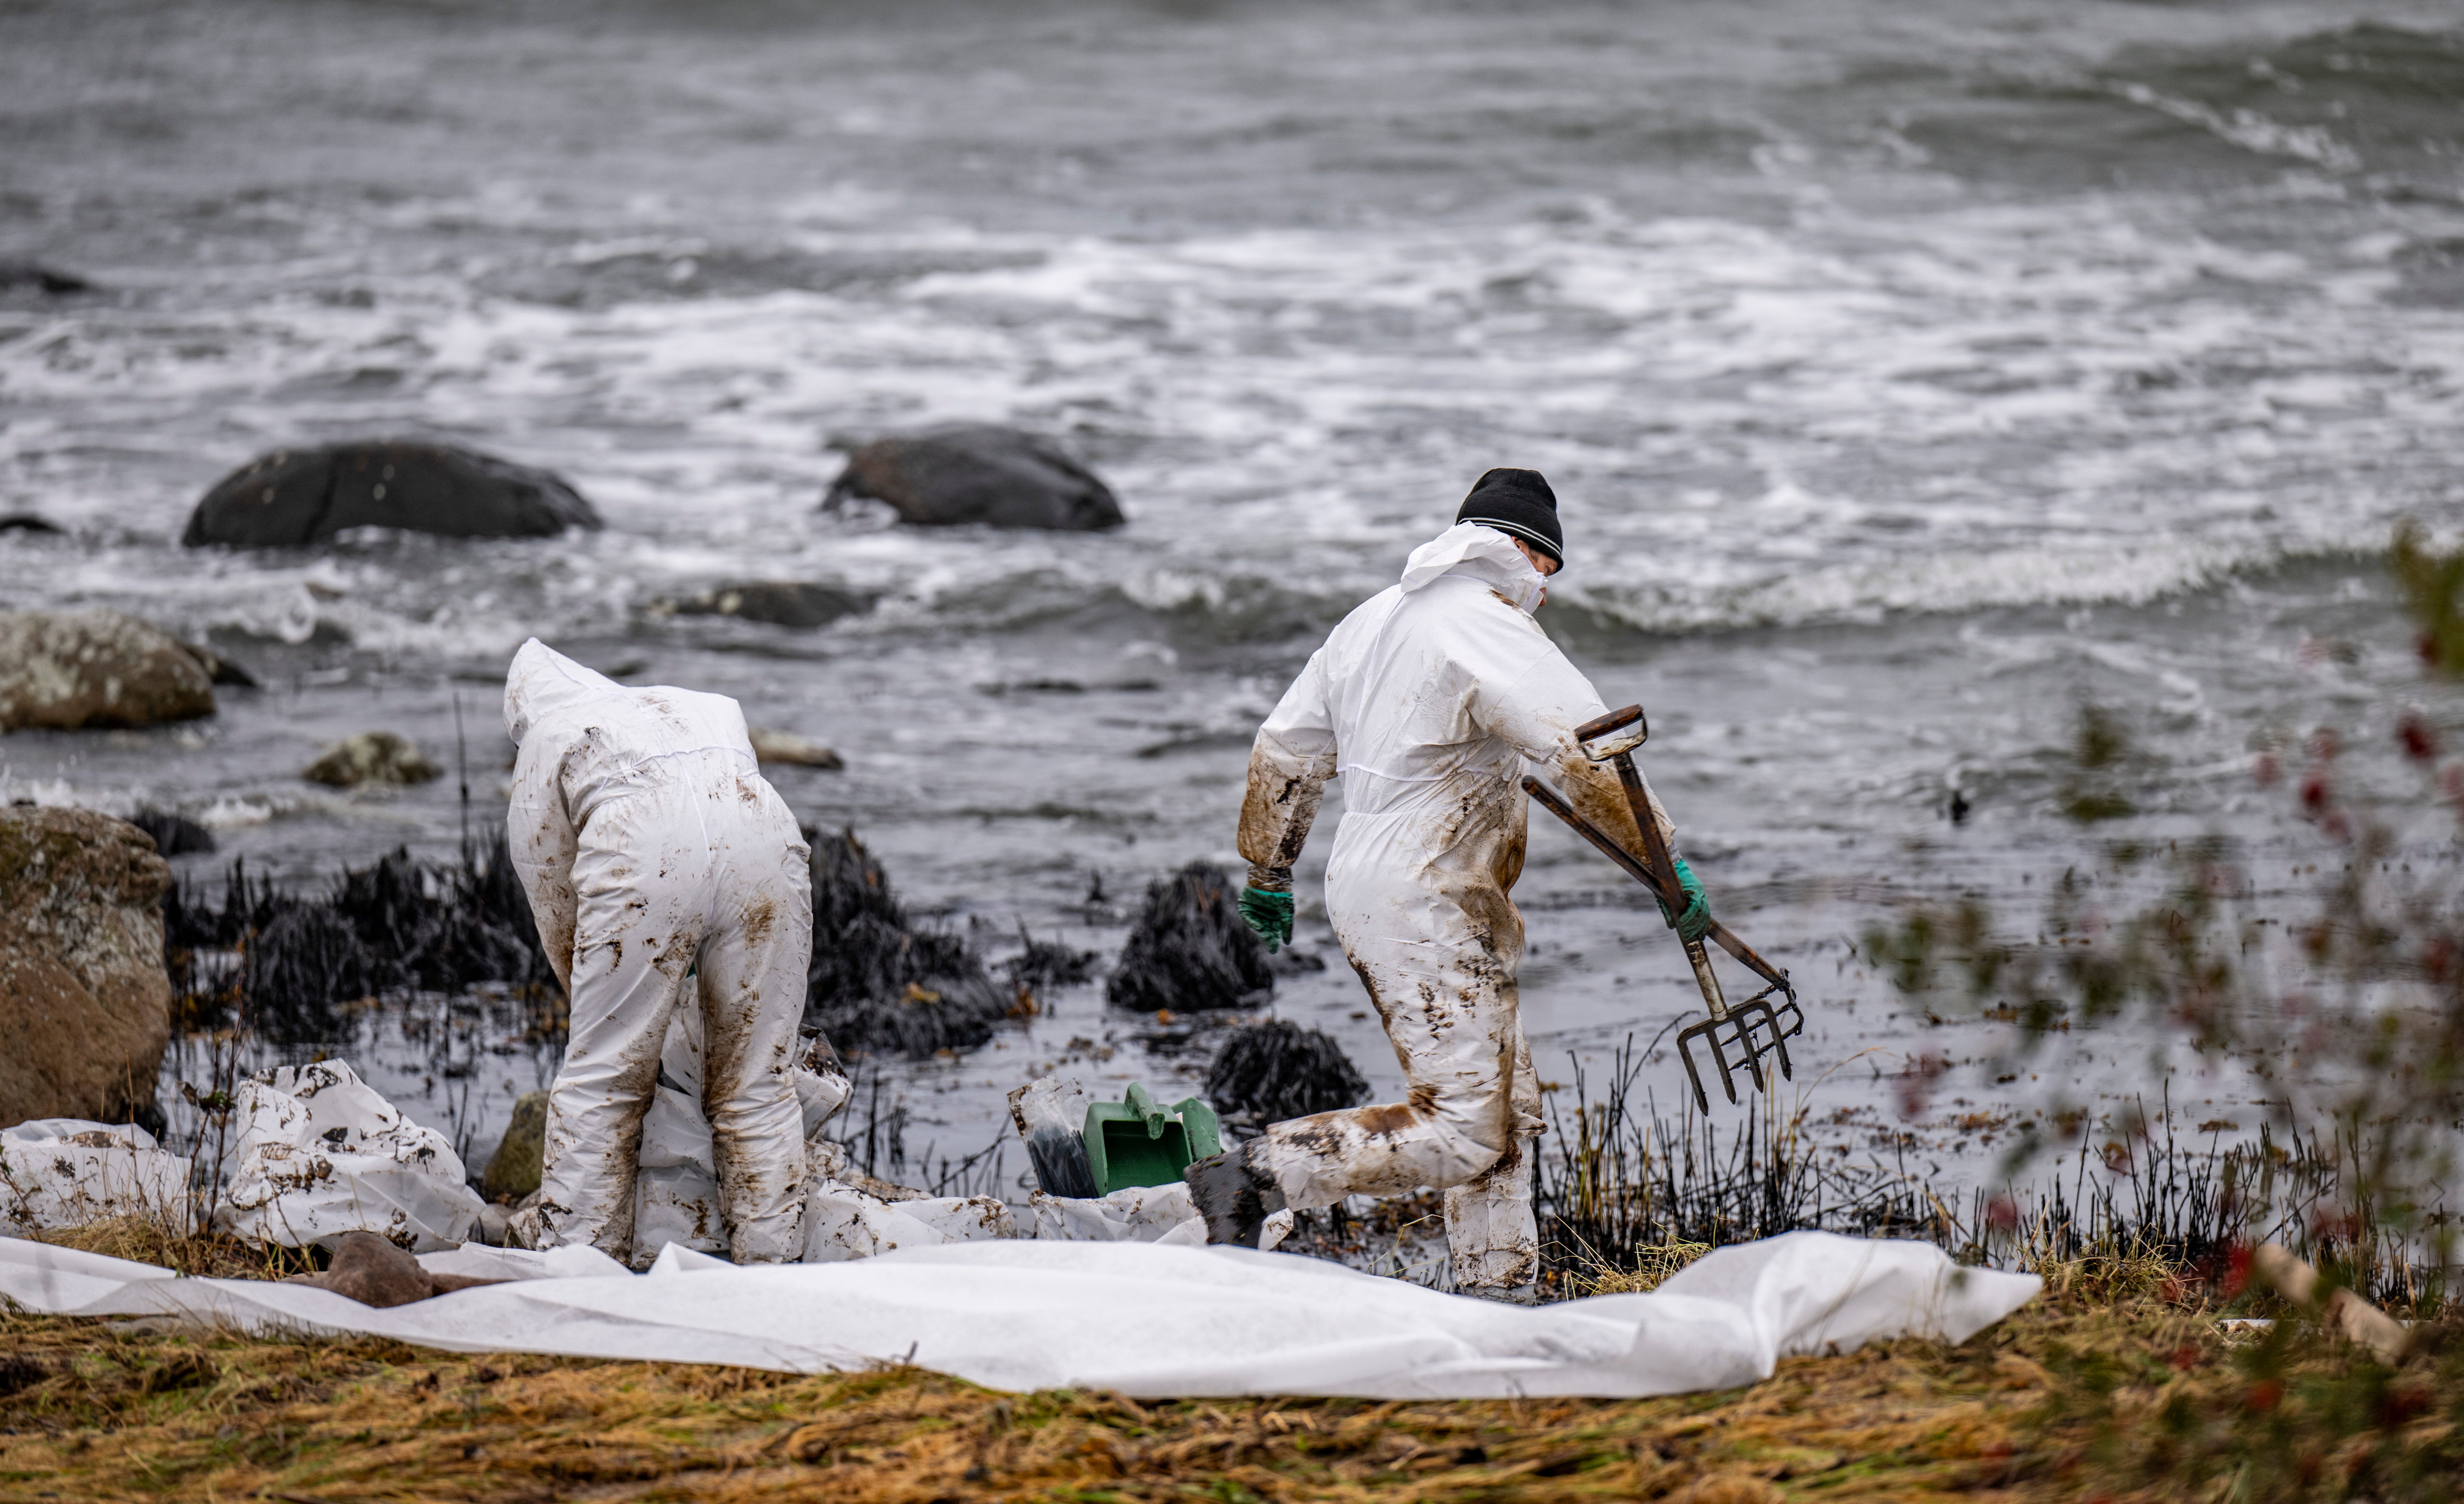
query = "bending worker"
(1185, 469, 1710, 1302)
(502, 639, 813, 1266)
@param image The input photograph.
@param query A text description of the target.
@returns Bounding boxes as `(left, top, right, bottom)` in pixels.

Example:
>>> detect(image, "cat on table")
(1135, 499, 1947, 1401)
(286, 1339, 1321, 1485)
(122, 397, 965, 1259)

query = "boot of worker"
(1184, 1141, 1287, 1247)
(1446, 1131, 1540, 1304)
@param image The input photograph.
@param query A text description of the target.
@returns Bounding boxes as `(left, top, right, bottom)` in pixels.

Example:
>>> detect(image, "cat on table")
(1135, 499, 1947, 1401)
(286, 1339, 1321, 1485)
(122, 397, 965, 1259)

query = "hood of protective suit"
(503, 638, 629, 746)
(1399, 522, 1547, 614)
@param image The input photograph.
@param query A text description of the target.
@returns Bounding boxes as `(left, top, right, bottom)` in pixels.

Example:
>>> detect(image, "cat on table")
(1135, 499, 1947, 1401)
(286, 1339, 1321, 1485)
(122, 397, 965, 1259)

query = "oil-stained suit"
(503, 639, 812, 1266)
(1235, 523, 1677, 1298)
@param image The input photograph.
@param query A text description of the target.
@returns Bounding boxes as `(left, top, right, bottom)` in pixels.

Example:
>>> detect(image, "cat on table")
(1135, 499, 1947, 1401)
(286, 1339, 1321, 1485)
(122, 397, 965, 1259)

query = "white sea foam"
(7, 179, 2455, 651)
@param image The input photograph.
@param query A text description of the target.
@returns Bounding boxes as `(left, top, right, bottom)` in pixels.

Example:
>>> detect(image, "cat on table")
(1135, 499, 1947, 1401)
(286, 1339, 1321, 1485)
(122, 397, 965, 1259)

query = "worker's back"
(504, 639, 756, 827)
(1303, 524, 1575, 822)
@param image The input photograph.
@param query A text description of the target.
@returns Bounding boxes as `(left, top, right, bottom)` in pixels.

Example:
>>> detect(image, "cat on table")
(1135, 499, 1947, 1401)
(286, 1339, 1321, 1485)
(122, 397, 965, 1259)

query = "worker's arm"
(1236, 648, 1337, 892)
(506, 735, 580, 996)
(1478, 639, 1707, 934)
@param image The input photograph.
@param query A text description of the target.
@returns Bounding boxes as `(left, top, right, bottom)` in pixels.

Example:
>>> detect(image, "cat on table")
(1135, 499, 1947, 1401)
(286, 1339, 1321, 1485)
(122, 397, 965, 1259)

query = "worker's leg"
(694, 777, 814, 1263)
(1441, 1012, 1542, 1299)
(1251, 921, 1528, 1210)
(537, 795, 701, 1265)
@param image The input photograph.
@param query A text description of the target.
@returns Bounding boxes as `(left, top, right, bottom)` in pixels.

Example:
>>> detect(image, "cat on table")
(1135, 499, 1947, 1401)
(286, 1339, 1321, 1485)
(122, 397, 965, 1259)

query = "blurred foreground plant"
(1862, 527, 2464, 1498)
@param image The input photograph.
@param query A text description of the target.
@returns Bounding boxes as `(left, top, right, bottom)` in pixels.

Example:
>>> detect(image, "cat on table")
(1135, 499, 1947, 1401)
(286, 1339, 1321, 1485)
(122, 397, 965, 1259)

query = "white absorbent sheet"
(0, 1230, 2036, 1399)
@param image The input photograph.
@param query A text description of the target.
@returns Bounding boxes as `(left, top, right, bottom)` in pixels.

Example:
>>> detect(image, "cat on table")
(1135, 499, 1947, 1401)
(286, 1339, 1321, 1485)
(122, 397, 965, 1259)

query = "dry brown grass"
(0, 1272, 2186, 1503)
(1579, 1240, 1713, 1296)
(12, 1233, 2456, 1503)
(24, 1216, 309, 1282)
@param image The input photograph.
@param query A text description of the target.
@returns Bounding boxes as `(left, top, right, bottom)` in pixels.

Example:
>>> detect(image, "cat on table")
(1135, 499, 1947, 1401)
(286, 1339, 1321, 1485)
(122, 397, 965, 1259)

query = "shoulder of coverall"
(626, 685, 758, 761)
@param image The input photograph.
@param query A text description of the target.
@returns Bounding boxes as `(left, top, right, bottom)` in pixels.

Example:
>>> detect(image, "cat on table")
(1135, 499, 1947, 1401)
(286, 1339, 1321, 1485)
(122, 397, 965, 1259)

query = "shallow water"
(5, 0, 2463, 1203)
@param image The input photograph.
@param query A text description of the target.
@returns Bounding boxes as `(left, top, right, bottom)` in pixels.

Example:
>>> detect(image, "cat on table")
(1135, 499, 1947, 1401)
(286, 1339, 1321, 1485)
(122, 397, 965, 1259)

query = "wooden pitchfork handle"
(1520, 775, 1794, 996)
(1591, 731, 1732, 1021)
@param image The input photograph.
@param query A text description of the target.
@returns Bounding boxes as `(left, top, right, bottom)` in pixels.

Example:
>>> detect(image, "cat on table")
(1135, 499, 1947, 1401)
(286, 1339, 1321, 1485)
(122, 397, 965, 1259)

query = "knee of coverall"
(1405, 1061, 1524, 1190)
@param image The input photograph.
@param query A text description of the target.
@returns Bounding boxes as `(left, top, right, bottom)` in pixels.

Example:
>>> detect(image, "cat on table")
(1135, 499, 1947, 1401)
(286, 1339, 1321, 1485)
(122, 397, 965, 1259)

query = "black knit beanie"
(1456, 468, 1563, 565)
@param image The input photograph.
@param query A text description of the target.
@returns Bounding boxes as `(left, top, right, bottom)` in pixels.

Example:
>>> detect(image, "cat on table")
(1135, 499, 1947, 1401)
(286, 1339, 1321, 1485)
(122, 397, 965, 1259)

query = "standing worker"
(1186, 469, 1711, 1302)
(502, 639, 814, 1266)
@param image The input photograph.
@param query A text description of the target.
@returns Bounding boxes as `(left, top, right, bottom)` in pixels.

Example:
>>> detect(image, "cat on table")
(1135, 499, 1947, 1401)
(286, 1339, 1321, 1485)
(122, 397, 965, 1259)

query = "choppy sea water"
(4, 0, 2463, 1203)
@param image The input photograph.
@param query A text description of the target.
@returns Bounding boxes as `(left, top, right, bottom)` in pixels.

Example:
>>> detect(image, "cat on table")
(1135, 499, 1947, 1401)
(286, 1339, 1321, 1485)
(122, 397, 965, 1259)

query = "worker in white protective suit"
(1185, 469, 1711, 1302)
(502, 639, 814, 1267)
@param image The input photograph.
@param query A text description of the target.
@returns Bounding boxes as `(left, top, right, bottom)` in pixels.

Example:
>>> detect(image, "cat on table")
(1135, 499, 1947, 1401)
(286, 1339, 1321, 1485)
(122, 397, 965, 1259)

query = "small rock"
(1105, 862, 1274, 1014)
(1266, 945, 1328, 976)
(0, 263, 91, 296)
(282, 1229, 505, 1307)
(0, 514, 62, 534)
(826, 423, 1125, 531)
(0, 807, 173, 1129)
(0, 610, 216, 732)
(662, 581, 867, 629)
(304, 731, 443, 788)
(749, 728, 844, 769)
(481, 1090, 547, 1202)
(172, 639, 257, 688)
(129, 809, 216, 857)
(184, 441, 603, 548)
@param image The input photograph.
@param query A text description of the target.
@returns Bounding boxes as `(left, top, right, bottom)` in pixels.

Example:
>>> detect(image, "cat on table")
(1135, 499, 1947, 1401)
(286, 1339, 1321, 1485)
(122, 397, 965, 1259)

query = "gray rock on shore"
(0, 807, 172, 1132)
(0, 610, 218, 732)
(749, 728, 844, 769)
(481, 1091, 547, 1203)
(826, 423, 1125, 531)
(184, 441, 603, 547)
(304, 731, 443, 788)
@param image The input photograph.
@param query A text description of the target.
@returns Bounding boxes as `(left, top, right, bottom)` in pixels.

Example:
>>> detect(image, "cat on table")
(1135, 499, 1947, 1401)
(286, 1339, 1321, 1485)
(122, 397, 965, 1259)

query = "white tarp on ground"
(0, 1230, 2039, 1400)
(0, 1121, 190, 1235)
(1031, 1182, 1293, 1252)
(214, 1062, 486, 1253)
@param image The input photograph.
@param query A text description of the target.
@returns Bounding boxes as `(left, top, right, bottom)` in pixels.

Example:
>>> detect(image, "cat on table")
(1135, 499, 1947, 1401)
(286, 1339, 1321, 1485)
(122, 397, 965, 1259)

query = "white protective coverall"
(504, 639, 813, 1266)
(1236, 523, 1677, 1296)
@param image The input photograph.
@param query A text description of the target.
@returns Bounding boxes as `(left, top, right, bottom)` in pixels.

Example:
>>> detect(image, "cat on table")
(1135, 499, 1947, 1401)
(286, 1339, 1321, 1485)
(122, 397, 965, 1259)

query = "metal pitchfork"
(1520, 703, 1805, 1113)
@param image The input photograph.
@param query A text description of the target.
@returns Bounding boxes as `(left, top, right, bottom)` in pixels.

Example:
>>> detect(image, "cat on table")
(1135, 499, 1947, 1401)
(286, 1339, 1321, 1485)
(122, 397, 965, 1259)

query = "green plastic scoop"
(1081, 1082, 1222, 1195)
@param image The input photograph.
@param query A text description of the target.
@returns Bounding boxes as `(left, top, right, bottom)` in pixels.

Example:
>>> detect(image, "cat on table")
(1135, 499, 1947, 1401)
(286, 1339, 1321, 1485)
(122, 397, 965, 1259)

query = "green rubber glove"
(1238, 887, 1294, 953)
(1656, 853, 1712, 945)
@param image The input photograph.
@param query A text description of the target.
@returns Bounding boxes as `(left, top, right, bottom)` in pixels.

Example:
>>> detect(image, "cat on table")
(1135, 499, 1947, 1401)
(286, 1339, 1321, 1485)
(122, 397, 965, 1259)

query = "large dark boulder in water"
(1106, 862, 1274, 1014)
(826, 423, 1125, 531)
(183, 441, 602, 547)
